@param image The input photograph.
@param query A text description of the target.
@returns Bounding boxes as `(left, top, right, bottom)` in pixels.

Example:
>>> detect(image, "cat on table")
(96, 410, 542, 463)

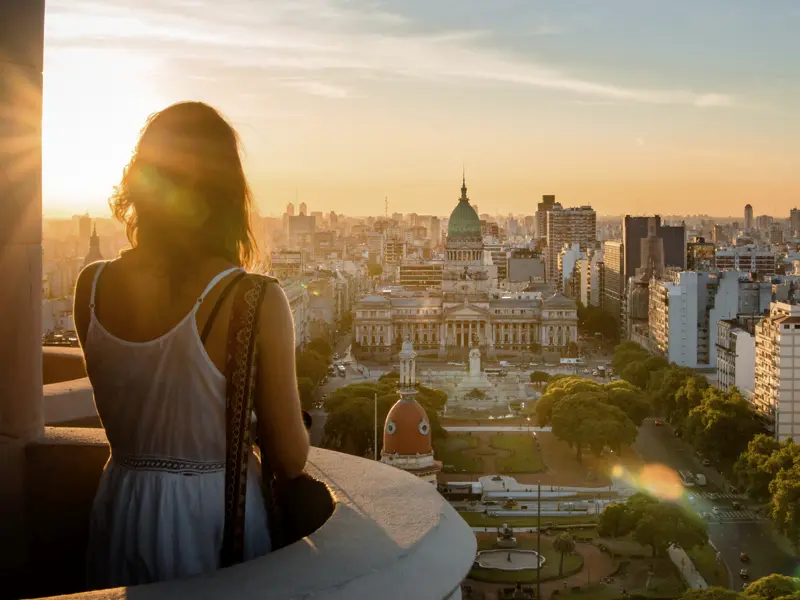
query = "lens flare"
(638, 464, 684, 501)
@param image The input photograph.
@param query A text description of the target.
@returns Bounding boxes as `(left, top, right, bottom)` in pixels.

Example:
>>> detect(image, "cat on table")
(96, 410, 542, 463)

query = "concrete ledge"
(43, 376, 98, 425)
(43, 346, 86, 384)
(25, 429, 475, 600)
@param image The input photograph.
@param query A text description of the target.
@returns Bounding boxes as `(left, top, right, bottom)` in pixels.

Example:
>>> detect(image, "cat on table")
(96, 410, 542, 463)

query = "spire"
(460, 166, 468, 202)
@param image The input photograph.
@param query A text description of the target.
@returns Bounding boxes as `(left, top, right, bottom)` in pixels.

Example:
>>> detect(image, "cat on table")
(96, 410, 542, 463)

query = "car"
(583, 368, 591, 374)
(592, 370, 599, 376)
(712, 506, 720, 514)
(654, 419, 664, 426)
(732, 501, 742, 510)
(702, 458, 711, 466)
(740, 568, 749, 580)
(740, 552, 750, 563)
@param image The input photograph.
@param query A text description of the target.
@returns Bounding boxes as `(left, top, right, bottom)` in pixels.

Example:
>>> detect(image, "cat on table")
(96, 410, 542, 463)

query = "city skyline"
(43, 0, 800, 217)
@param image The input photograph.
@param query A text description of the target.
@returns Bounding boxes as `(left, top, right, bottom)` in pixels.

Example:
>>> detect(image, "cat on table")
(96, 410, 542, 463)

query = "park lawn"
(434, 435, 482, 473)
(469, 536, 584, 583)
(490, 433, 546, 473)
(686, 544, 729, 588)
(460, 512, 598, 528)
(558, 585, 622, 600)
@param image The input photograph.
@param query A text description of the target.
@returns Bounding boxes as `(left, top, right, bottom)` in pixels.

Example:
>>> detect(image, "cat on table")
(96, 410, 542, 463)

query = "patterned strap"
(219, 273, 271, 567)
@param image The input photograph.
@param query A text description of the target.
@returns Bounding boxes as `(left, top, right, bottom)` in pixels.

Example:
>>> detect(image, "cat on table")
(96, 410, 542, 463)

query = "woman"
(73, 101, 309, 587)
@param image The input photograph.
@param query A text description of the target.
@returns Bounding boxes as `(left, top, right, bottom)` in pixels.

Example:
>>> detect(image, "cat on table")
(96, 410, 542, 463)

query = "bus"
(679, 470, 696, 487)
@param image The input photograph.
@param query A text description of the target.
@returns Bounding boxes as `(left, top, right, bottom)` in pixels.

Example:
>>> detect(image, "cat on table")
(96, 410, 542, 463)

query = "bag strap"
(219, 273, 271, 568)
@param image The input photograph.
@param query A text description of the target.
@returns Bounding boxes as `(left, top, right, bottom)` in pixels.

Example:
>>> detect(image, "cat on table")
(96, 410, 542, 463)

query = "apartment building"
(715, 246, 777, 274)
(753, 302, 800, 441)
(545, 204, 596, 283)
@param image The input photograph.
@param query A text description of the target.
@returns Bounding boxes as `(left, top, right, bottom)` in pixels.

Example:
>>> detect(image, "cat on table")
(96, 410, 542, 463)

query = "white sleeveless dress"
(84, 263, 271, 588)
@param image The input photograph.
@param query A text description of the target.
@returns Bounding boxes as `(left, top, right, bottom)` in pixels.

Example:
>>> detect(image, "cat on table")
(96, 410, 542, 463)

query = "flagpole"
(537, 481, 541, 600)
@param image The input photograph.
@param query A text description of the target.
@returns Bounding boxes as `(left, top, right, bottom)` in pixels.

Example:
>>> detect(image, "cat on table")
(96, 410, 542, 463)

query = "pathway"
(445, 426, 553, 433)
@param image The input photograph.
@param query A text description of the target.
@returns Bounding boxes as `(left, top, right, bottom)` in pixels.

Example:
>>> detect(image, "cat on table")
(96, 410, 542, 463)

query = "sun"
(42, 47, 162, 217)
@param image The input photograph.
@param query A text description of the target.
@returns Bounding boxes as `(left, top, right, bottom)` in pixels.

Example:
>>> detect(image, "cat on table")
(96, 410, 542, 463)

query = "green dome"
(447, 177, 481, 240)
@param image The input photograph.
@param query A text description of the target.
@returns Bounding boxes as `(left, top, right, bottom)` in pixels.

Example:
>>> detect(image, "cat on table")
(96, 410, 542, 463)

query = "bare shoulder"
(258, 276, 292, 328)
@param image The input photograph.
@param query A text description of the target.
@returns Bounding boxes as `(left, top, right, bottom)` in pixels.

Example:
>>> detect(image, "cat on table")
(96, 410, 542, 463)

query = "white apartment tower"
(753, 302, 800, 442)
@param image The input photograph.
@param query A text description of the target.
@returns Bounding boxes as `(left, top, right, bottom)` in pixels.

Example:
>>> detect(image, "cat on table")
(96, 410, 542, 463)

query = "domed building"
(353, 174, 578, 362)
(381, 339, 441, 484)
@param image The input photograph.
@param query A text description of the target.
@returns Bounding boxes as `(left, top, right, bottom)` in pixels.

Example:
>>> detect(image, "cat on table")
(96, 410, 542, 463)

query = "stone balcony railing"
(22, 349, 476, 600)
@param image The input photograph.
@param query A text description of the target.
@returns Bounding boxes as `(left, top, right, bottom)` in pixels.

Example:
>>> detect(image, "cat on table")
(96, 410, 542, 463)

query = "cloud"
(45, 0, 738, 108)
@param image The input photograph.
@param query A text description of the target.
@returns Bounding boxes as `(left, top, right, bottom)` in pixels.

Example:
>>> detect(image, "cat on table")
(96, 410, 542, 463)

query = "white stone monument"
(469, 346, 481, 377)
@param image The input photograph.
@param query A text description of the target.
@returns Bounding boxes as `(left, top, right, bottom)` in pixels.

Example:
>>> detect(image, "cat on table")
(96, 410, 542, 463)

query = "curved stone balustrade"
(25, 427, 475, 600)
(41, 347, 99, 425)
(42, 346, 86, 384)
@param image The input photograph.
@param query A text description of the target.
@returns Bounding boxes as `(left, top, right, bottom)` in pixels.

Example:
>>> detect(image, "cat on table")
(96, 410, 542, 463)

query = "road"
(635, 420, 799, 585)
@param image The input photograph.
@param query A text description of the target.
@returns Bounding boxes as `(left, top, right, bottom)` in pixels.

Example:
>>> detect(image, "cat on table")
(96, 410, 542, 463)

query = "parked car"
(654, 419, 664, 426)
(702, 458, 711, 466)
(740, 552, 750, 563)
(732, 501, 742, 510)
(740, 568, 749, 580)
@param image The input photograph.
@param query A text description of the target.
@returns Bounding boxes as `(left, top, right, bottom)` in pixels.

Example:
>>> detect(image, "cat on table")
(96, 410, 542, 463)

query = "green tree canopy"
(553, 533, 576, 575)
(683, 388, 765, 468)
(295, 349, 329, 384)
(577, 302, 620, 343)
(307, 338, 333, 361)
(529, 371, 551, 385)
(551, 394, 637, 462)
(296, 376, 317, 411)
(769, 463, 800, 547)
(743, 574, 800, 600)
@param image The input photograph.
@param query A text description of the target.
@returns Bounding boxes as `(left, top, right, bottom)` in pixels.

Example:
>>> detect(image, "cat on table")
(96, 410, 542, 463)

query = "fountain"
(496, 523, 517, 549)
(474, 549, 545, 571)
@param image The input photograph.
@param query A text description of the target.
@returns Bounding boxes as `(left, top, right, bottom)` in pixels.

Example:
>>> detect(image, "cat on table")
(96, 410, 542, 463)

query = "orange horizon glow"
(41, 1, 800, 219)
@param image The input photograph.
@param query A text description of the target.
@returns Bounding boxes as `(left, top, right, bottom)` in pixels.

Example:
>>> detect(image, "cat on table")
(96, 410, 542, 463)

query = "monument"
(497, 523, 518, 549)
(456, 346, 494, 398)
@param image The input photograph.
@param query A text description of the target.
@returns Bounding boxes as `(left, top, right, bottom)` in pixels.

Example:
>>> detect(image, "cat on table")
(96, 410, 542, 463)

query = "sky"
(42, 0, 800, 219)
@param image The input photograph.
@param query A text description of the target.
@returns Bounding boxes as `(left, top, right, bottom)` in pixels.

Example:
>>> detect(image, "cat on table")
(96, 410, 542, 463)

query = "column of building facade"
(0, 0, 45, 585)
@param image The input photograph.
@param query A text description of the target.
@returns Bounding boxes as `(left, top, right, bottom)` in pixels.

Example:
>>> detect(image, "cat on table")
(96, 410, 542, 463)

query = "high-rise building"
(753, 302, 800, 441)
(649, 270, 772, 369)
(602, 240, 624, 322)
(545, 204, 596, 283)
(756, 215, 773, 232)
(535, 194, 556, 239)
(622, 215, 684, 284)
(299, 202, 307, 216)
(744, 204, 754, 231)
(791, 208, 800, 238)
(286, 202, 295, 217)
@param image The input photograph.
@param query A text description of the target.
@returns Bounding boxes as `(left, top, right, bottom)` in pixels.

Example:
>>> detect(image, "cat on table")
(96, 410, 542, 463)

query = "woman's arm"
(254, 282, 310, 479)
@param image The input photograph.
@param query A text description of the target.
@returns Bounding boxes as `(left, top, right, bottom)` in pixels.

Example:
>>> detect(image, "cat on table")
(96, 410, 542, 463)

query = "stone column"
(468, 321, 473, 346)
(0, 0, 45, 587)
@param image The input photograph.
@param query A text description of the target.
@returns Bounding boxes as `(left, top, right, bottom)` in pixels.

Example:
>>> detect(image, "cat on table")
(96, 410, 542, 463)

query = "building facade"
(715, 247, 777, 275)
(753, 302, 800, 442)
(545, 204, 596, 283)
(354, 178, 578, 360)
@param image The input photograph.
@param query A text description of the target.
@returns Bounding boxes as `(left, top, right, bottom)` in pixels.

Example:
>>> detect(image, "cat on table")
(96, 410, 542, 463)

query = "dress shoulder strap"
(195, 266, 244, 309)
(88, 261, 110, 310)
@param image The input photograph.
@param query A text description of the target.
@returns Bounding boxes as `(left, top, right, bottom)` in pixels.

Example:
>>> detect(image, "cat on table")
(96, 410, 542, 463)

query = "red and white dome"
(383, 398, 432, 456)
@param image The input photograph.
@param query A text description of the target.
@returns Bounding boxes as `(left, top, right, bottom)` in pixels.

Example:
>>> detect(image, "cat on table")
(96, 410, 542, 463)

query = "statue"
(469, 346, 481, 377)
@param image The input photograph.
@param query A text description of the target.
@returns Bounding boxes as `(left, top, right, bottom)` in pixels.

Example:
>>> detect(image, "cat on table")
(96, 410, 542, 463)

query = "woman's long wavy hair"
(110, 101, 257, 274)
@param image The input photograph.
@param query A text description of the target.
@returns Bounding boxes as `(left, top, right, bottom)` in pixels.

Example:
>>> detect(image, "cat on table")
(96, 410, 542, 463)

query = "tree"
(632, 502, 707, 557)
(530, 371, 551, 387)
(769, 463, 800, 547)
(565, 341, 580, 358)
(672, 376, 709, 427)
(551, 394, 637, 462)
(338, 310, 353, 332)
(611, 342, 649, 373)
(553, 533, 575, 575)
(307, 338, 333, 361)
(620, 361, 651, 389)
(683, 388, 764, 468)
(743, 574, 800, 599)
(295, 349, 328, 384)
(735, 434, 784, 499)
(649, 365, 696, 416)
(598, 503, 629, 538)
(604, 386, 651, 426)
(534, 388, 567, 426)
(578, 303, 620, 344)
(297, 376, 317, 411)
(681, 588, 743, 600)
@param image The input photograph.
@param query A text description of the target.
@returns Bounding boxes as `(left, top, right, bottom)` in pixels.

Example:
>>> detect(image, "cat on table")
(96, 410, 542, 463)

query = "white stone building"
(354, 178, 578, 360)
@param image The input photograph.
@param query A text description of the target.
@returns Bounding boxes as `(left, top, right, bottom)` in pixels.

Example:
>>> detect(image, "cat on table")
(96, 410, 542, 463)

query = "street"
(634, 420, 799, 585)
